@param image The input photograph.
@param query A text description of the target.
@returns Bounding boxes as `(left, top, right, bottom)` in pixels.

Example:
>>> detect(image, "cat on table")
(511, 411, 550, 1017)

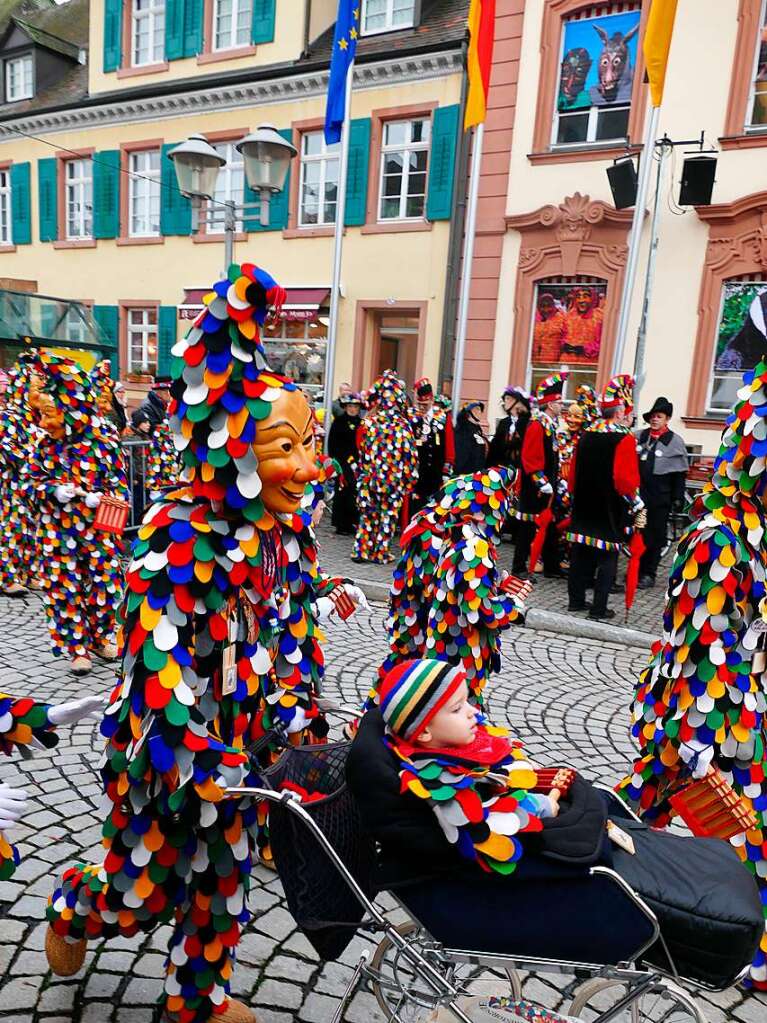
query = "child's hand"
(548, 787, 561, 818)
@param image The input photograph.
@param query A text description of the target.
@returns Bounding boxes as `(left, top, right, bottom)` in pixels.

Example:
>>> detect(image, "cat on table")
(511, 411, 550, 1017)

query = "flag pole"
(323, 66, 353, 450)
(451, 121, 484, 425)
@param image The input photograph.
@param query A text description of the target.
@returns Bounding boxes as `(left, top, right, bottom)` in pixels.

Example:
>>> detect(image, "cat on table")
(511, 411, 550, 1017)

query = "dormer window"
(5, 54, 33, 102)
(361, 0, 416, 36)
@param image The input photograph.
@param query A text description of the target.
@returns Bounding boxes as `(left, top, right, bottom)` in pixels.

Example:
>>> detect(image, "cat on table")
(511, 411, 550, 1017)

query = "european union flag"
(324, 1, 360, 144)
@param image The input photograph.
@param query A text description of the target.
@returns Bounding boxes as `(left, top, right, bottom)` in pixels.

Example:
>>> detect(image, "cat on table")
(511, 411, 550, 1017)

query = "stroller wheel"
(568, 976, 705, 1023)
(369, 922, 522, 1022)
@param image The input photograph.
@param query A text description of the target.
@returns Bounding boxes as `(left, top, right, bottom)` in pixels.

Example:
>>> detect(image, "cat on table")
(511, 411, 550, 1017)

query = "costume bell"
(408, 377, 454, 517)
(327, 391, 362, 535)
(353, 370, 418, 564)
(618, 358, 767, 990)
(45, 262, 338, 1023)
(21, 354, 129, 674)
(379, 468, 526, 705)
(512, 374, 567, 578)
(566, 375, 642, 621)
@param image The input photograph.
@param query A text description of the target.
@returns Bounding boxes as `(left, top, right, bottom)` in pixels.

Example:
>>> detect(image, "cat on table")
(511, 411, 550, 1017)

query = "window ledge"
(528, 144, 641, 166)
(360, 220, 432, 235)
(197, 45, 258, 65)
(681, 416, 727, 430)
(718, 133, 767, 151)
(116, 62, 169, 80)
(193, 231, 248, 244)
(283, 225, 336, 239)
(0, 244, 17, 253)
(117, 235, 165, 246)
(53, 238, 97, 249)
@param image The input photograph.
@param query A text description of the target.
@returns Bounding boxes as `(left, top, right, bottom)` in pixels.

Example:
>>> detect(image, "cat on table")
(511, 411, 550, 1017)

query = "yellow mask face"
(38, 394, 65, 439)
(251, 389, 319, 514)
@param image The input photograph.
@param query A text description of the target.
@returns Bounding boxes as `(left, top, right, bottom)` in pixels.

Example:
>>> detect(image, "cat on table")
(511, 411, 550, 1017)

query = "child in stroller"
(346, 659, 764, 993)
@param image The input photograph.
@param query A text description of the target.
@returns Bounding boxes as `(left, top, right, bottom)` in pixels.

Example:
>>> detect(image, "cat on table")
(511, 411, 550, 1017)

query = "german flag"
(464, 0, 496, 130)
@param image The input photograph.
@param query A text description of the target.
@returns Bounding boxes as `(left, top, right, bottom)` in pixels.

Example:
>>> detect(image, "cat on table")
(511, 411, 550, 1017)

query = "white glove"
(0, 784, 28, 833)
(54, 484, 77, 504)
(315, 597, 336, 622)
(84, 492, 101, 510)
(679, 739, 715, 780)
(342, 584, 369, 610)
(538, 481, 553, 497)
(47, 695, 106, 727)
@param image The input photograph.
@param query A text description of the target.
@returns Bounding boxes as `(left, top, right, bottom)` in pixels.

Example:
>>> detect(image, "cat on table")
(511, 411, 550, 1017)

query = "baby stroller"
(229, 717, 762, 1023)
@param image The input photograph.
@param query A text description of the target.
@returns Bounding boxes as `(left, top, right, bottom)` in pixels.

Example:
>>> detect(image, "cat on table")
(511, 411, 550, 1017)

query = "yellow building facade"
(0, 0, 467, 401)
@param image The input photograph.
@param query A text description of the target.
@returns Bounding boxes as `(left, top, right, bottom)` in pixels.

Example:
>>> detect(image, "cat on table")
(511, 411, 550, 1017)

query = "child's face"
(417, 681, 478, 748)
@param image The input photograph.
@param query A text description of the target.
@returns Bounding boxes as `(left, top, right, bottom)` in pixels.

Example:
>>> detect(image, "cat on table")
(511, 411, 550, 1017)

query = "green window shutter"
(251, 0, 275, 44)
(183, 0, 203, 56)
(103, 0, 123, 73)
(93, 151, 120, 239)
(344, 118, 371, 227)
(38, 158, 58, 242)
(165, 0, 185, 59)
(426, 104, 460, 222)
(94, 305, 120, 376)
(10, 163, 31, 245)
(157, 306, 177, 376)
(160, 144, 192, 236)
(245, 128, 292, 233)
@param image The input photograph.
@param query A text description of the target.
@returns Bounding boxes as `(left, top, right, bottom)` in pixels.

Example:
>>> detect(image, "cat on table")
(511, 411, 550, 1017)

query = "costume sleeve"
(0, 694, 58, 757)
(521, 420, 547, 486)
(614, 434, 641, 499)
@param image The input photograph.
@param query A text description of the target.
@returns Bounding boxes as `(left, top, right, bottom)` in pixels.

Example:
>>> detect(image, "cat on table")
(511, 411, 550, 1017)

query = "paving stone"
(10, 948, 49, 974)
(267, 954, 316, 983)
(38, 981, 78, 1012)
(133, 951, 168, 978)
(116, 1008, 157, 1023)
(0, 975, 45, 1010)
(299, 991, 340, 1022)
(84, 972, 123, 999)
(6, 893, 48, 919)
(255, 978, 303, 1009)
(253, 906, 296, 942)
(81, 1003, 116, 1023)
(123, 976, 166, 1004)
(238, 930, 274, 966)
(97, 950, 138, 973)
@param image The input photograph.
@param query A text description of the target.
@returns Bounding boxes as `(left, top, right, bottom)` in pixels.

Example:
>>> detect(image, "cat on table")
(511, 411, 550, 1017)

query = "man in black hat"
(636, 396, 689, 589)
(408, 377, 454, 516)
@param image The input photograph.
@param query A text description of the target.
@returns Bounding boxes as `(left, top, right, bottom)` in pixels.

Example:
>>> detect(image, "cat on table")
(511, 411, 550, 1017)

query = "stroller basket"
(262, 741, 377, 960)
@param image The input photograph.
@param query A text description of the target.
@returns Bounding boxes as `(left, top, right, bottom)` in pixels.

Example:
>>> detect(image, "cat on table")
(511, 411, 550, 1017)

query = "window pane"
(383, 173, 402, 198)
(556, 112, 589, 144)
(405, 195, 424, 218)
(384, 121, 408, 147)
(750, 85, 767, 127)
(595, 106, 629, 142)
(410, 119, 429, 144)
(384, 152, 403, 175)
(303, 132, 323, 157)
(380, 197, 400, 219)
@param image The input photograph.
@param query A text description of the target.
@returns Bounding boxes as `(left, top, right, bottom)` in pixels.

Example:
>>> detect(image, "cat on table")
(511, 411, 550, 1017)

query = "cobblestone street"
(0, 592, 764, 1023)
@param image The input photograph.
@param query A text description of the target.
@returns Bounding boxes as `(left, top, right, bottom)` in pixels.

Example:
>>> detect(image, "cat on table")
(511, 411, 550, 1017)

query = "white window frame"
(0, 169, 11, 245)
(128, 149, 161, 238)
(550, 8, 637, 149)
(126, 307, 159, 374)
(298, 132, 340, 228)
(213, 0, 253, 51)
(208, 142, 244, 234)
(361, 0, 416, 36)
(65, 158, 93, 241)
(132, 0, 166, 67)
(745, 0, 767, 132)
(378, 117, 430, 223)
(5, 54, 33, 102)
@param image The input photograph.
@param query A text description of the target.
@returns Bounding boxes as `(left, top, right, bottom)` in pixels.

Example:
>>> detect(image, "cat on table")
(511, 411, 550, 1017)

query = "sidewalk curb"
(353, 578, 655, 651)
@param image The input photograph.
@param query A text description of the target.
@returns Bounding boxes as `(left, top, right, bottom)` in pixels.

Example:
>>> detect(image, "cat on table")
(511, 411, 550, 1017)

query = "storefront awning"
(179, 286, 330, 321)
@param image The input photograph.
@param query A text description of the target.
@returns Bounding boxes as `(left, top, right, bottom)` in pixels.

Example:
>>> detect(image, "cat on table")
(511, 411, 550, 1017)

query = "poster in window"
(531, 282, 606, 366)
(710, 281, 767, 412)
(557, 10, 640, 113)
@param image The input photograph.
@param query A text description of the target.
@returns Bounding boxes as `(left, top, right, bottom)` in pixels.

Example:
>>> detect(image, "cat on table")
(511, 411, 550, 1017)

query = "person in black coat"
(636, 397, 689, 588)
(327, 393, 362, 535)
(130, 378, 171, 436)
(487, 385, 532, 470)
(409, 377, 455, 517)
(454, 401, 487, 475)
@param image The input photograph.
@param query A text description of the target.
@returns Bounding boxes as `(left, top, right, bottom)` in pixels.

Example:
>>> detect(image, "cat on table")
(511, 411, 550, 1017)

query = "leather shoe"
(568, 602, 590, 612)
(638, 575, 655, 589)
(588, 608, 616, 621)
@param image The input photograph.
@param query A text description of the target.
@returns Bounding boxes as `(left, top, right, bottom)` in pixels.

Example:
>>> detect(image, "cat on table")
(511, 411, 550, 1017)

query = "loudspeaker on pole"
(678, 155, 717, 206)
(607, 158, 638, 210)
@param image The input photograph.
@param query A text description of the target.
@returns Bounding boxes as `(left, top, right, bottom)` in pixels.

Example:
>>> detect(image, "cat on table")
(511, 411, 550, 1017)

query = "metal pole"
(323, 66, 353, 448)
(451, 121, 484, 425)
(632, 141, 668, 414)
(611, 104, 660, 375)
(223, 200, 236, 276)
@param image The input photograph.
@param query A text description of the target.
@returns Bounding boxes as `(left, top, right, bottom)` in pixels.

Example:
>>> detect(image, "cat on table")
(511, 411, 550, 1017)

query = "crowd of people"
(0, 259, 764, 1020)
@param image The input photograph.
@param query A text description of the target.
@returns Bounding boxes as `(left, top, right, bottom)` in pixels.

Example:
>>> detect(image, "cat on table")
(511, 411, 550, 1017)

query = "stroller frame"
(230, 784, 715, 1023)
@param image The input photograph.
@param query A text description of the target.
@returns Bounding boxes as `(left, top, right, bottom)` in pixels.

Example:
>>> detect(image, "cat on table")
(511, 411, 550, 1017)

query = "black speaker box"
(606, 159, 638, 209)
(679, 156, 717, 206)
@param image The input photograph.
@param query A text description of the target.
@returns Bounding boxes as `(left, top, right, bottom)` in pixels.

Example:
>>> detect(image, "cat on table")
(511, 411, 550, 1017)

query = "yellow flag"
(643, 0, 678, 107)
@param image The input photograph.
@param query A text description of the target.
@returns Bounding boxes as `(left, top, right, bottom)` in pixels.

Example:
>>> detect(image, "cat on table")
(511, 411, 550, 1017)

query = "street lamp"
(168, 124, 297, 273)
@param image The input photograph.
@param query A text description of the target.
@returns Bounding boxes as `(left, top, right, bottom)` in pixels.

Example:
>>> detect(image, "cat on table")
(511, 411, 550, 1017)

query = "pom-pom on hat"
(168, 261, 297, 523)
(415, 377, 434, 399)
(602, 373, 635, 413)
(379, 658, 467, 741)
(535, 372, 568, 405)
(38, 351, 96, 435)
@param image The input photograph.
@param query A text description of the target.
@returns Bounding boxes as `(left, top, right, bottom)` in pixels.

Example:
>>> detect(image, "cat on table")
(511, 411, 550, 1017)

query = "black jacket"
(487, 412, 528, 470)
(454, 410, 487, 475)
(131, 391, 167, 435)
(636, 428, 687, 507)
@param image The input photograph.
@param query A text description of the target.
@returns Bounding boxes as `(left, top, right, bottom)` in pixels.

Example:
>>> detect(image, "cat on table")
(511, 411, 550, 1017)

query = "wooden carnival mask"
(37, 394, 66, 439)
(252, 388, 319, 515)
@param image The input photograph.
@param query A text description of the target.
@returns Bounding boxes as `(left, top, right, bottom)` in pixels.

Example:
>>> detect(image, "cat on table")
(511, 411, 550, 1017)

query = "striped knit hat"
(379, 659, 467, 741)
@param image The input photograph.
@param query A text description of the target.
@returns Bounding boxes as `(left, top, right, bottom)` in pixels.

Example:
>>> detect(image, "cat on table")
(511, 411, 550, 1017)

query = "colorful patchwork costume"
(21, 354, 128, 664)
(353, 369, 418, 564)
(618, 359, 767, 989)
(46, 263, 332, 1023)
(379, 468, 526, 705)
